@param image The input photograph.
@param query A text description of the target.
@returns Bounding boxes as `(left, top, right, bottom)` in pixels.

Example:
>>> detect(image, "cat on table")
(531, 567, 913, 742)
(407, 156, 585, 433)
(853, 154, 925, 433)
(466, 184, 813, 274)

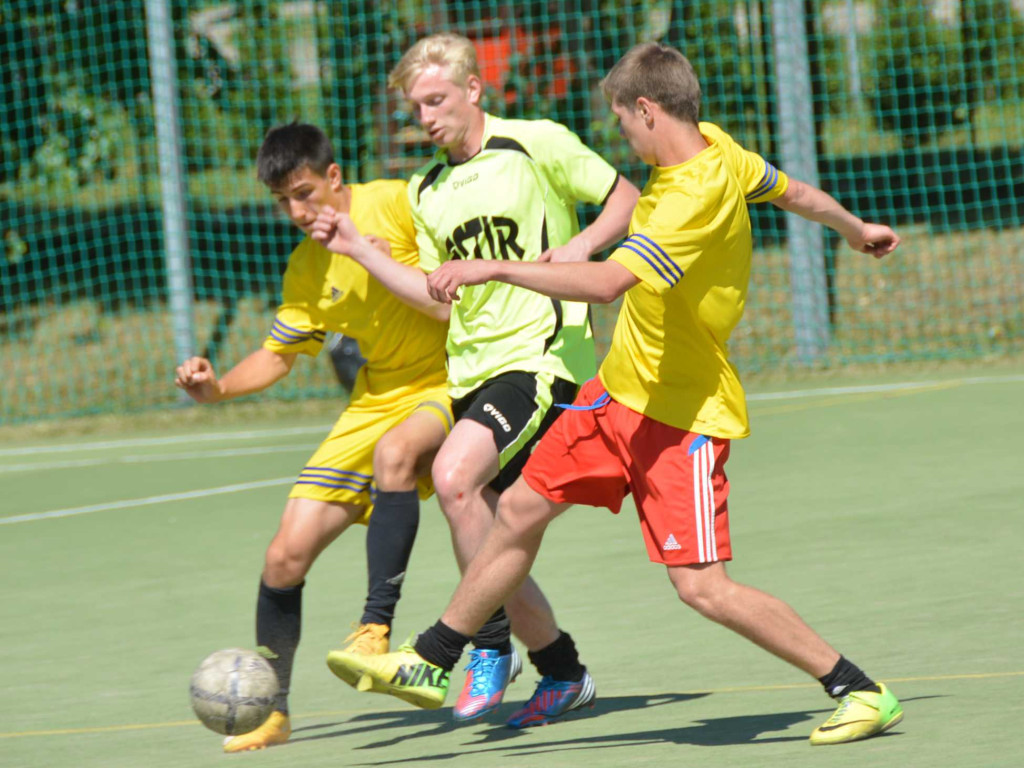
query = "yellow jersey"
(600, 122, 788, 438)
(263, 179, 448, 402)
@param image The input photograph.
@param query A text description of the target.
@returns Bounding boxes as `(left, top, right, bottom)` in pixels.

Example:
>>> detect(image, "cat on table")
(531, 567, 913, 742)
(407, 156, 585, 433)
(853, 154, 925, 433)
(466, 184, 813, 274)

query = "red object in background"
(472, 29, 524, 93)
(471, 26, 575, 106)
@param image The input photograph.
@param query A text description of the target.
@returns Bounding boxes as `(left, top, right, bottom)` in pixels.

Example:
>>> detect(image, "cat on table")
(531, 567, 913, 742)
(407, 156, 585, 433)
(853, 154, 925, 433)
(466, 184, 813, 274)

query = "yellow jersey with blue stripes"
(600, 122, 789, 438)
(263, 179, 448, 401)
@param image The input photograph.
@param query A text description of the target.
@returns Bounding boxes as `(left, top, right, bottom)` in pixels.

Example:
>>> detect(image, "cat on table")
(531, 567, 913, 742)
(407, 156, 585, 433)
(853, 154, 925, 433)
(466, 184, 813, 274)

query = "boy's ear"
(327, 163, 343, 190)
(466, 74, 483, 106)
(637, 96, 654, 123)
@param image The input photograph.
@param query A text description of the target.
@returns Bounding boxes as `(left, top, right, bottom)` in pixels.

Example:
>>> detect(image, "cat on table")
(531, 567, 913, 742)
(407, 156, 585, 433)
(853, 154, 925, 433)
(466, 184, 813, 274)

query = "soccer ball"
(189, 648, 279, 735)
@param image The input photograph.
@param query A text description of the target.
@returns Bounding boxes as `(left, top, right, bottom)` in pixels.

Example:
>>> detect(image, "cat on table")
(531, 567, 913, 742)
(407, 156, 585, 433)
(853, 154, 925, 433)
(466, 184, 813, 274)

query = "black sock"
(361, 490, 419, 626)
(414, 620, 472, 671)
(818, 655, 880, 699)
(471, 607, 512, 655)
(255, 580, 303, 714)
(527, 630, 585, 682)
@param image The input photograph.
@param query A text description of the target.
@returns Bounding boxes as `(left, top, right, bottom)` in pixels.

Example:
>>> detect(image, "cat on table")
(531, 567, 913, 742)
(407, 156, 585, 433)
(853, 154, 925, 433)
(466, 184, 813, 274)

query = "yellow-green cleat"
(341, 622, 390, 655)
(326, 642, 450, 710)
(809, 683, 904, 746)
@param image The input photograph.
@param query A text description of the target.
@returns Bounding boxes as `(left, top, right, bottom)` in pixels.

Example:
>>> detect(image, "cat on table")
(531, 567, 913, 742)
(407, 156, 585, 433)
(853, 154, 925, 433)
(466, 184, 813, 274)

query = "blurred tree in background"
(868, 0, 968, 148)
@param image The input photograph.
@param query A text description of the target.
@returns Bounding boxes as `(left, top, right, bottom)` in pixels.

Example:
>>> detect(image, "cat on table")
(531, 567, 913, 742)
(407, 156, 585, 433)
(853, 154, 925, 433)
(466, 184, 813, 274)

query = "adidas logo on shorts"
(663, 534, 682, 551)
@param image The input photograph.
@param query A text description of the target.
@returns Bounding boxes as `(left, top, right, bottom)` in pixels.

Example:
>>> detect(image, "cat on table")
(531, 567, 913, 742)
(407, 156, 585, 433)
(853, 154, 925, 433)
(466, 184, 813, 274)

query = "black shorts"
(451, 370, 579, 493)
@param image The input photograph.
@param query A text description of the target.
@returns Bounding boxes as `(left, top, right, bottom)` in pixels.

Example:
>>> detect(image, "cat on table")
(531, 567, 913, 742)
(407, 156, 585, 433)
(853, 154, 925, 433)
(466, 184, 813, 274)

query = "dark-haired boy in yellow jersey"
(336, 43, 905, 745)
(174, 122, 452, 752)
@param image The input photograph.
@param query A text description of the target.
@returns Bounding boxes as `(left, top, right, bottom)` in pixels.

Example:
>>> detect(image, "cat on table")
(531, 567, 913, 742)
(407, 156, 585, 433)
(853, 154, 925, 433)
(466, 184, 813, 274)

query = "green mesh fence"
(2, 0, 1022, 424)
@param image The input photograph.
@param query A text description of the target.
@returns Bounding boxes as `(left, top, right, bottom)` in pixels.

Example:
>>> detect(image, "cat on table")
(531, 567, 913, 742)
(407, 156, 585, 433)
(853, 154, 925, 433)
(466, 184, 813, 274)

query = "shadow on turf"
(293, 693, 926, 760)
(346, 696, 929, 765)
(289, 692, 707, 749)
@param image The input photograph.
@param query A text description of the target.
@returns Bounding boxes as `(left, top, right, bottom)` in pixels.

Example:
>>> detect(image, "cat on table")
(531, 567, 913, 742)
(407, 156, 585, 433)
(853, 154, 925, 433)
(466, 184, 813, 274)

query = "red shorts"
(522, 377, 732, 566)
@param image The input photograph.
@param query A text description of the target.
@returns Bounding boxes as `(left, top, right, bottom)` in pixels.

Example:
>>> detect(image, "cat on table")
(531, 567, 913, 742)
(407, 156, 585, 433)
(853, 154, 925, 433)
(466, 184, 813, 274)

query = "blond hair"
(601, 43, 701, 124)
(388, 33, 481, 93)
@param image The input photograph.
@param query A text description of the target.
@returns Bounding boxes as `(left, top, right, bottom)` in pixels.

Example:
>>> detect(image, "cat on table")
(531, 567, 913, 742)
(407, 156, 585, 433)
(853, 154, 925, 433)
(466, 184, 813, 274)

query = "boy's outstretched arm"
(175, 348, 296, 404)
(427, 258, 640, 305)
(311, 207, 451, 322)
(772, 178, 900, 258)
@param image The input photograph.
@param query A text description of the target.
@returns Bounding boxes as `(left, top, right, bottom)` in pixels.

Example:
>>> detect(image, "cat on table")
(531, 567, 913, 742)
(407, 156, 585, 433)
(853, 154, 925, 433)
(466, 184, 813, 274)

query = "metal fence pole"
(771, 0, 830, 362)
(845, 0, 862, 101)
(145, 0, 195, 382)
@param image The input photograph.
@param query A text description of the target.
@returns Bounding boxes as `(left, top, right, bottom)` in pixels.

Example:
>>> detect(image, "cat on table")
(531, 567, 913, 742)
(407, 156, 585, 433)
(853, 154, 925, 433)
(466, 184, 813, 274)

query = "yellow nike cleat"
(809, 683, 904, 746)
(326, 642, 450, 709)
(341, 623, 390, 656)
(222, 710, 291, 753)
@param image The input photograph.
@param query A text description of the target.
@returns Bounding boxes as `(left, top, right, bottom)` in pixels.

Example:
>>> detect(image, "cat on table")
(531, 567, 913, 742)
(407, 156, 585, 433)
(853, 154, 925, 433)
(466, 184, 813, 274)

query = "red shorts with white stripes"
(522, 377, 732, 566)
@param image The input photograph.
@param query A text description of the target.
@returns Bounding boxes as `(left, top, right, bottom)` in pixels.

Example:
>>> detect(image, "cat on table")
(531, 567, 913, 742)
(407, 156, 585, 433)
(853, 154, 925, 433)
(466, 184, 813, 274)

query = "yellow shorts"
(288, 383, 452, 522)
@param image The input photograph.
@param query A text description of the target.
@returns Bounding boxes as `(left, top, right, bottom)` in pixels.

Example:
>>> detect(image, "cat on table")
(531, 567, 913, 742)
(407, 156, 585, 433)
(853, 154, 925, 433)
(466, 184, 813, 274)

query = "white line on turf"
(0, 477, 295, 525)
(2, 373, 1020, 459)
(747, 373, 1024, 401)
(0, 425, 326, 457)
(0, 444, 313, 475)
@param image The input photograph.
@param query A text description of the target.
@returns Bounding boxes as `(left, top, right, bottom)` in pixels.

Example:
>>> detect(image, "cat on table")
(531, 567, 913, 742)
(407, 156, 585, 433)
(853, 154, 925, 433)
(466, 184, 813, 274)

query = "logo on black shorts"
(482, 402, 513, 433)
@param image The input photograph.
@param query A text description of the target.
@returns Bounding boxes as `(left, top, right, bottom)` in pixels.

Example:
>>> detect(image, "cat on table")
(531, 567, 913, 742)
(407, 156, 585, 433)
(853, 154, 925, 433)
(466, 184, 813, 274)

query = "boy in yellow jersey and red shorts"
(334, 44, 905, 745)
(175, 122, 452, 752)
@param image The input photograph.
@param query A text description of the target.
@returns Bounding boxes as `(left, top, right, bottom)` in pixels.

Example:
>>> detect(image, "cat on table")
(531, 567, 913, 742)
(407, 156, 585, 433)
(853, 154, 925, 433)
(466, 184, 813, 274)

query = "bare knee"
(494, 480, 559, 539)
(373, 433, 418, 491)
(262, 499, 358, 587)
(432, 461, 478, 520)
(263, 536, 312, 587)
(669, 564, 736, 622)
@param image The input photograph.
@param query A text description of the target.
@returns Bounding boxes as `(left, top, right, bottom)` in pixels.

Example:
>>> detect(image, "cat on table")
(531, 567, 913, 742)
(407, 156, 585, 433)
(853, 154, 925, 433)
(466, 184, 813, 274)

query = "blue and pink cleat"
(506, 671, 596, 728)
(452, 647, 523, 721)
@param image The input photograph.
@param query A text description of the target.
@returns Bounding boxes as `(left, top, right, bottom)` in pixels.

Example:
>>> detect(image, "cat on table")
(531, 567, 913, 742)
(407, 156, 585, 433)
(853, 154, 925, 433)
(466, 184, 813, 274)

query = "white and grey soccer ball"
(190, 648, 279, 735)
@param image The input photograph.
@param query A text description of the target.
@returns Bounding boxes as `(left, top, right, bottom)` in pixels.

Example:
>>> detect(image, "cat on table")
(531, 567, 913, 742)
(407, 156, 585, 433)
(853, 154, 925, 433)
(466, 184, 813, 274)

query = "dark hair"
(256, 122, 335, 187)
(601, 43, 701, 124)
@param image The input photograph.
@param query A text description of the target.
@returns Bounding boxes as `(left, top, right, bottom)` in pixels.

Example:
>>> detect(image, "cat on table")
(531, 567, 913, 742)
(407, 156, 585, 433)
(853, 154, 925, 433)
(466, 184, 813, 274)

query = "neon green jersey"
(409, 114, 618, 397)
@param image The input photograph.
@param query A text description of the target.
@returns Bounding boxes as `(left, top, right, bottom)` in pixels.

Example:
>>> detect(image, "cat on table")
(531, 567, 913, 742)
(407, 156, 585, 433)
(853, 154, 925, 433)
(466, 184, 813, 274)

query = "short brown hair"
(388, 33, 481, 93)
(601, 43, 701, 124)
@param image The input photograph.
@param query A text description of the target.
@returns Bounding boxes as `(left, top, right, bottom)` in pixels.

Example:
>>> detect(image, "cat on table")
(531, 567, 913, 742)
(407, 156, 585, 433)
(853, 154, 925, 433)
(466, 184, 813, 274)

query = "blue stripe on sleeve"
(269, 322, 312, 342)
(630, 233, 684, 281)
(269, 328, 304, 345)
(746, 163, 778, 200)
(618, 243, 675, 286)
(274, 318, 313, 336)
(747, 163, 775, 199)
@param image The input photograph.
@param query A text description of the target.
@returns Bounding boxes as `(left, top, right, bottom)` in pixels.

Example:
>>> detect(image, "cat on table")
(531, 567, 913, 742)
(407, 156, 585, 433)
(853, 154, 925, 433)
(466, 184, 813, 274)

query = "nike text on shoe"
(222, 711, 291, 753)
(453, 646, 523, 722)
(506, 670, 596, 728)
(809, 683, 904, 746)
(326, 643, 450, 709)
